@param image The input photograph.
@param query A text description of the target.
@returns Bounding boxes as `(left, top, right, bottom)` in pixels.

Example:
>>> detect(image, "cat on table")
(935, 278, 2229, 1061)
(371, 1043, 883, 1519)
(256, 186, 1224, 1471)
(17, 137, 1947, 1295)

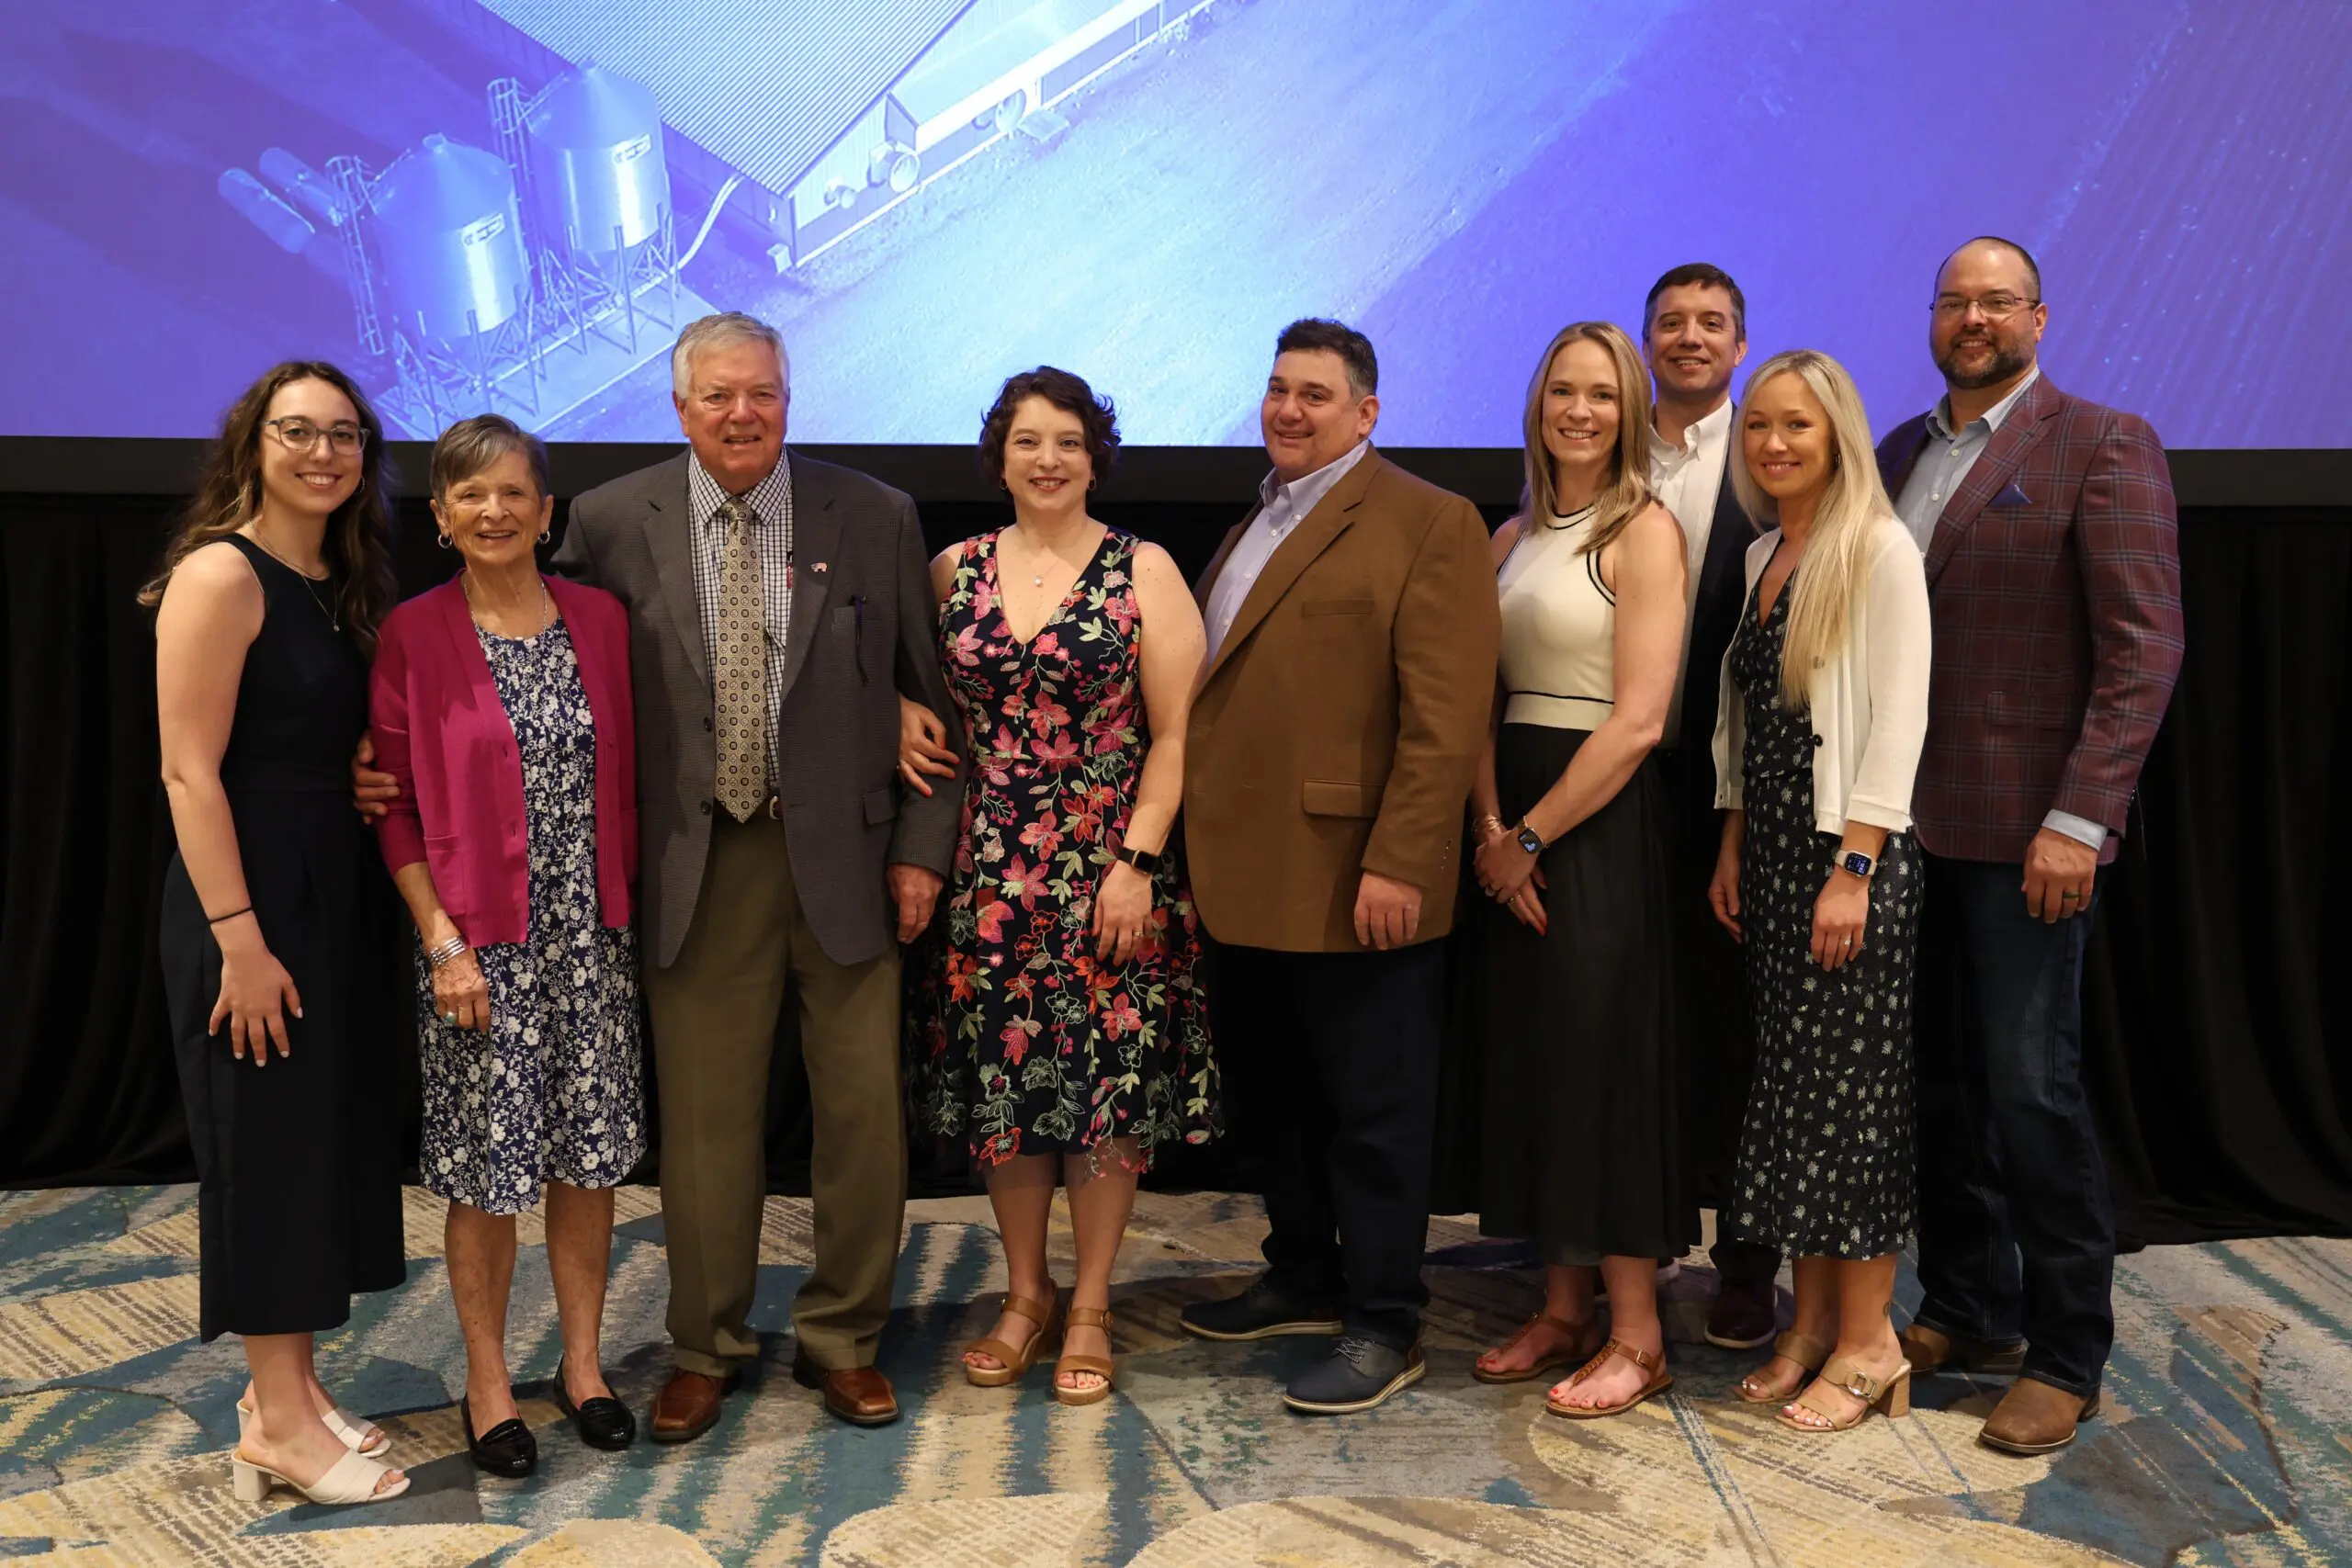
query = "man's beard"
(1936, 334, 2031, 390)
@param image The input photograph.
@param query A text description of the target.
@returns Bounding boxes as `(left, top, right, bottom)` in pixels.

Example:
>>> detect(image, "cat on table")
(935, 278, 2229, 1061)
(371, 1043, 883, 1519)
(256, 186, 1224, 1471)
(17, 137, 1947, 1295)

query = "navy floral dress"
(1726, 562, 1919, 1259)
(910, 528, 1218, 1169)
(415, 618, 647, 1216)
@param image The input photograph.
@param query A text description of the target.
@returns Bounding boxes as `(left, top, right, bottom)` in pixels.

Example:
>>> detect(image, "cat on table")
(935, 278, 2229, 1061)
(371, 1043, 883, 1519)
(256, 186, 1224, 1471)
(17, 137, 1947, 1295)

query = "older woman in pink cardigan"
(369, 415, 642, 1477)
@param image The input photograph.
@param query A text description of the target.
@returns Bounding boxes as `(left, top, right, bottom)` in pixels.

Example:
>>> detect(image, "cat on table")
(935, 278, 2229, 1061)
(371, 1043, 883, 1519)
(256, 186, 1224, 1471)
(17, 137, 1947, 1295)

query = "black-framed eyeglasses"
(263, 417, 368, 457)
(1930, 293, 2040, 322)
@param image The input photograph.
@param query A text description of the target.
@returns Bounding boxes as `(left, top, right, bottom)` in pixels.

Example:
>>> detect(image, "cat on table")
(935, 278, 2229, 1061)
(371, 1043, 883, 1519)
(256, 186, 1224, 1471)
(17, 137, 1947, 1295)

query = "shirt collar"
(1928, 365, 2041, 441)
(1652, 397, 1733, 468)
(1258, 438, 1371, 514)
(688, 447, 792, 525)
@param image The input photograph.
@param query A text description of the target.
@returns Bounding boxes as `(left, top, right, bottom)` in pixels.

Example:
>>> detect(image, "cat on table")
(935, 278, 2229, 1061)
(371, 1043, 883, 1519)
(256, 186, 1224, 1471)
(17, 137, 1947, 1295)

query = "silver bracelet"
(425, 935, 468, 970)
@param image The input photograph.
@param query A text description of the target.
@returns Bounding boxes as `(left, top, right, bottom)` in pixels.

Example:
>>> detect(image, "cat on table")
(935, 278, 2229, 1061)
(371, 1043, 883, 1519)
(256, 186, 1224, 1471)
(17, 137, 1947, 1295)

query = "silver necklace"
(244, 525, 339, 630)
(462, 569, 551, 637)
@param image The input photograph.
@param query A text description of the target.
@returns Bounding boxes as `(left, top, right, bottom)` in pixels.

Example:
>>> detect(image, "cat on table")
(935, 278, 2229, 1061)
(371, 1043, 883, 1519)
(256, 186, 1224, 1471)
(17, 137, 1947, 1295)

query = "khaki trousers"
(645, 812, 905, 1374)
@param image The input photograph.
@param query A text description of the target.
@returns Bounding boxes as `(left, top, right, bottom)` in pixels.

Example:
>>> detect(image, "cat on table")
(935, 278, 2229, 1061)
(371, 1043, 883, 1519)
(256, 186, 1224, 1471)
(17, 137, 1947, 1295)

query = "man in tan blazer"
(1177, 319, 1499, 1414)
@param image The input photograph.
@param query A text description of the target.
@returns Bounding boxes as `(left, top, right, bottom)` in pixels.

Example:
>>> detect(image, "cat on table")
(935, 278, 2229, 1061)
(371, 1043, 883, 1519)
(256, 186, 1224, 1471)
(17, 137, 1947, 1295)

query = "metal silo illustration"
(369, 133, 528, 343)
(523, 62, 669, 256)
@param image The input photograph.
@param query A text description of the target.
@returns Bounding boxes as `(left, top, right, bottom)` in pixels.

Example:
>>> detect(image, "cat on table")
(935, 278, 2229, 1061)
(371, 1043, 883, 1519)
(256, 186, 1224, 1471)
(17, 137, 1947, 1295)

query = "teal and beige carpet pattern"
(2, 1184, 2348, 1566)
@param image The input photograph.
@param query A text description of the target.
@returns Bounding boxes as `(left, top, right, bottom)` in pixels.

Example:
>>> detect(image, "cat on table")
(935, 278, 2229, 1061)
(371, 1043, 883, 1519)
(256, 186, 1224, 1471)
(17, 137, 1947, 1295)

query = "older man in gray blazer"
(557, 313, 959, 1436)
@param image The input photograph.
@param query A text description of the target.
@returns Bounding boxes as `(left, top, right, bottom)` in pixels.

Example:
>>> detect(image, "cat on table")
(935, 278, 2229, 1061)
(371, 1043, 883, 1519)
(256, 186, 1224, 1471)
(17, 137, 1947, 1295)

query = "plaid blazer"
(553, 451, 964, 968)
(1876, 375, 2183, 865)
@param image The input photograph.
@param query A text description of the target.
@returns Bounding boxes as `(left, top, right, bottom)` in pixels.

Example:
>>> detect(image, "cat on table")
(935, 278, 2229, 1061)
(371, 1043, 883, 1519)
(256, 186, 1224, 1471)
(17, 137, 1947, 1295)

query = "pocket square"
(1990, 481, 2032, 507)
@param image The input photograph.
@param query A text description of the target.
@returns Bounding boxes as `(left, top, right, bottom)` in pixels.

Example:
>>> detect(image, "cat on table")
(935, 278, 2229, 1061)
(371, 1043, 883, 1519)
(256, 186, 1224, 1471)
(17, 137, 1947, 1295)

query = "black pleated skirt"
(1472, 725, 1696, 1264)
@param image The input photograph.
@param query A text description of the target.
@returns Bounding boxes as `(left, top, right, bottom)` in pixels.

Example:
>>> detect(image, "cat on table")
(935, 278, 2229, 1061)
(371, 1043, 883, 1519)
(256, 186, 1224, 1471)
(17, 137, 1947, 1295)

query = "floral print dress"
(1726, 562, 1919, 1259)
(910, 528, 1218, 1170)
(414, 618, 647, 1216)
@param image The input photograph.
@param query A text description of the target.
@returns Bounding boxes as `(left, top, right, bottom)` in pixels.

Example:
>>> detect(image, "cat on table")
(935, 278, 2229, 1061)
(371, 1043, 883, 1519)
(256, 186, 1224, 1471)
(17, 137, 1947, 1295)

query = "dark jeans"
(1913, 852, 2113, 1396)
(1660, 747, 1777, 1290)
(1220, 940, 1445, 1350)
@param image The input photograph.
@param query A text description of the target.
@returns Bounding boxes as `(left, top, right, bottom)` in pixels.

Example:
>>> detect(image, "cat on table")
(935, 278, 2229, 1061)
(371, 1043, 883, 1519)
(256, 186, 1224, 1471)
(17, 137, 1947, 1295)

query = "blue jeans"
(1912, 853, 2113, 1397)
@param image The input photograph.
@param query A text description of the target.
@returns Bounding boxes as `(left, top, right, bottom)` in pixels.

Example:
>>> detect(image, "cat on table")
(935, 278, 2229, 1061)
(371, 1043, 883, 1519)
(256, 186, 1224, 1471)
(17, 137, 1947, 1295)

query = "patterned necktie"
(714, 498, 769, 823)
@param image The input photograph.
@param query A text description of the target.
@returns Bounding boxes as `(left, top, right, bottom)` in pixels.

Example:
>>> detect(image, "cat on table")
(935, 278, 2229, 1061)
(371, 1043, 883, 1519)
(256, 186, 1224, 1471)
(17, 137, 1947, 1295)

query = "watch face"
(1841, 852, 1872, 876)
(1516, 827, 1544, 854)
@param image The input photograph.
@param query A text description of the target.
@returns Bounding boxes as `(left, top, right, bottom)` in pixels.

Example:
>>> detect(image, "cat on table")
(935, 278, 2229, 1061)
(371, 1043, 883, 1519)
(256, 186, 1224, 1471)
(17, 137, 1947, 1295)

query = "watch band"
(1118, 845, 1162, 874)
(1514, 823, 1544, 856)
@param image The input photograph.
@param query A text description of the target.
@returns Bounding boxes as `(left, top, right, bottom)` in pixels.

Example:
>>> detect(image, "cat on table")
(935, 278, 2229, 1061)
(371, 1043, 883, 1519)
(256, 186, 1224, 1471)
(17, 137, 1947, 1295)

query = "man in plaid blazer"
(1878, 238, 2183, 1457)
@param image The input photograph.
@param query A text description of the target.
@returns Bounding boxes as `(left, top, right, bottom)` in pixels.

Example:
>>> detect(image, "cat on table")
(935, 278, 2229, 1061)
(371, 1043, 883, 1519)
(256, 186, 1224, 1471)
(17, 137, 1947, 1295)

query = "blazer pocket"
(1302, 779, 1379, 818)
(863, 787, 898, 826)
(1300, 596, 1375, 617)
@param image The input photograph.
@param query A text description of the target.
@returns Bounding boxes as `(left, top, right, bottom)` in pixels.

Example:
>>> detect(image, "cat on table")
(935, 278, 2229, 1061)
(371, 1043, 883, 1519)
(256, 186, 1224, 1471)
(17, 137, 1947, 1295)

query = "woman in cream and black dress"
(1466, 321, 1697, 1419)
(1707, 349, 1932, 1434)
(146, 362, 408, 1507)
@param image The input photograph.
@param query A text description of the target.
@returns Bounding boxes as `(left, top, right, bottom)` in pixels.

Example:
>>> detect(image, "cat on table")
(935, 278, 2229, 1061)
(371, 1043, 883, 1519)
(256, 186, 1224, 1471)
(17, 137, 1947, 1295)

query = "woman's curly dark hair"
(978, 366, 1119, 490)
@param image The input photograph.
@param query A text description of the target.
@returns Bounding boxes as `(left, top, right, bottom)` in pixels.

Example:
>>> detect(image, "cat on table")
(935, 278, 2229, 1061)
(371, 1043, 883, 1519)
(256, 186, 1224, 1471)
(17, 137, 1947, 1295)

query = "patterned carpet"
(2, 1184, 2347, 1566)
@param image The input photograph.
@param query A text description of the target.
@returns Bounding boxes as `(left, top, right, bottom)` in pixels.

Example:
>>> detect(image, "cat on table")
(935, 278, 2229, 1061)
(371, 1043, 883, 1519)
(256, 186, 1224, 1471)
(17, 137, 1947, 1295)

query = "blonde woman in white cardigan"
(1705, 349, 1930, 1434)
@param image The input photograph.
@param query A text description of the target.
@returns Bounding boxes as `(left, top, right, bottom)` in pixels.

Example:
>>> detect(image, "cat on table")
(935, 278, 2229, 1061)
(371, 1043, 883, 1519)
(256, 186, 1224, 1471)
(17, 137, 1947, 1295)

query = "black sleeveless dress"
(158, 534, 404, 1339)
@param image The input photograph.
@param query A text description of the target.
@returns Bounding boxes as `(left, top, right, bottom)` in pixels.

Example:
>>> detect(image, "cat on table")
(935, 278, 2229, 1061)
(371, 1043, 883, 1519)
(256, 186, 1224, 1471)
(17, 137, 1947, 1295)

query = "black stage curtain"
(5, 495, 2347, 1244)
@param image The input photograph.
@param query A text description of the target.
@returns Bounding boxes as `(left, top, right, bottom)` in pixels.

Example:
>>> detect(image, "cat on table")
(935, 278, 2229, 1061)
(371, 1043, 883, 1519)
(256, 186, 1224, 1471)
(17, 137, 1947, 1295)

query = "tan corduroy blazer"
(1184, 448, 1500, 953)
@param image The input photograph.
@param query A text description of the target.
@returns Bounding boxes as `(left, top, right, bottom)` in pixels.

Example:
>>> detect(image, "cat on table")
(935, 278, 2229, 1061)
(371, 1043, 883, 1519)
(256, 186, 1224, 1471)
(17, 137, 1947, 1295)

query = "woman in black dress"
(1706, 351, 1932, 1433)
(144, 363, 407, 1505)
(1466, 322, 1696, 1419)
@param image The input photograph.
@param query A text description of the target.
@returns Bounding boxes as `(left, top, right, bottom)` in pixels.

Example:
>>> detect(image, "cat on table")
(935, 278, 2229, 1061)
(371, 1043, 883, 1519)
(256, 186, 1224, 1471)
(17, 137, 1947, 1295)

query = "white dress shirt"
(1893, 366, 2103, 851)
(1649, 397, 1734, 598)
(1203, 440, 1371, 661)
(1650, 399, 1734, 741)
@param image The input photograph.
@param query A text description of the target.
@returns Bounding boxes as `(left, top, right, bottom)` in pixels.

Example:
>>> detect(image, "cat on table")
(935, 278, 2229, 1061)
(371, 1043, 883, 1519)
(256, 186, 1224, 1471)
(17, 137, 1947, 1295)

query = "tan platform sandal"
(1473, 1311, 1603, 1385)
(963, 1287, 1060, 1388)
(1778, 1355, 1913, 1432)
(1545, 1338, 1673, 1419)
(1736, 1330, 1831, 1404)
(1054, 1306, 1116, 1407)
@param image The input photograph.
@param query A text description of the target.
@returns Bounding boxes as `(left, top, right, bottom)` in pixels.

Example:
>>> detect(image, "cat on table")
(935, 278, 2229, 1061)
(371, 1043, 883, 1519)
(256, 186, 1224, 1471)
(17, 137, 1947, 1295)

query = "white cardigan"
(1712, 515, 1931, 835)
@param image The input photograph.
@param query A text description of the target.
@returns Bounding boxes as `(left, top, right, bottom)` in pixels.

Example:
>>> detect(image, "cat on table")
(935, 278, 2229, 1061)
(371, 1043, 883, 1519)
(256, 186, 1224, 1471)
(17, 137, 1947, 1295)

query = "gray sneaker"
(1283, 1336, 1426, 1415)
(1180, 1277, 1344, 1342)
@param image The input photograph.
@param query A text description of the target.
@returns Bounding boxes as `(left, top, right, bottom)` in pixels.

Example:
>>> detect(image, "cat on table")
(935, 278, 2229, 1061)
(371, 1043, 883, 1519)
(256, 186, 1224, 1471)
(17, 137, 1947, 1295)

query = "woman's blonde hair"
(1727, 349, 1898, 705)
(1519, 321, 1654, 556)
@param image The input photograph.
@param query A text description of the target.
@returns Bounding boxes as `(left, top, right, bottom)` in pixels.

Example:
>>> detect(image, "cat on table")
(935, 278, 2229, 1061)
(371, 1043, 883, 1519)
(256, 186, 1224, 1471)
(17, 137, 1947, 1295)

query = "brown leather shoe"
(1898, 1320, 2027, 1376)
(650, 1368, 741, 1445)
(793, 1350, 900, 1427)
(1979, 1376, 2101, 1455)
(1704, 1279, 1779, 1349)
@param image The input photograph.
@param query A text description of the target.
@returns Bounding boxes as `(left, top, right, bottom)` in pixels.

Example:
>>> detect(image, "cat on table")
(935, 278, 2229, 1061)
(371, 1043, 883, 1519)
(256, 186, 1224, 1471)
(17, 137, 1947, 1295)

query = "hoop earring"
(537, 526, 552, 544)
(436, 532, 453, 549)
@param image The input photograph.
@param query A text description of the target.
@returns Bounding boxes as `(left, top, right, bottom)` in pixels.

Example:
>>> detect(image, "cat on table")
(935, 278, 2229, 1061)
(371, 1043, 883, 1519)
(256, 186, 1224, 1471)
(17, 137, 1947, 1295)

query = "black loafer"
(553, 1358, 639, 1450)
(461, 1393, 537, 1478)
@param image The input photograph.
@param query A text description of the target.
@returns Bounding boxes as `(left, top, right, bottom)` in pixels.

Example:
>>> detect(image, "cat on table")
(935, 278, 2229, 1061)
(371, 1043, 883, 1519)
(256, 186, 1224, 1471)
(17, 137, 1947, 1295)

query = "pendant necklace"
(245, 525, 339, 630)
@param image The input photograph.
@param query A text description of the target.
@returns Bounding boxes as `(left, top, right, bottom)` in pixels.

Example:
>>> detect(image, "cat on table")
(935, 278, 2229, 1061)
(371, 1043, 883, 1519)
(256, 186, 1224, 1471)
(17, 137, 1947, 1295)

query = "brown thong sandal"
(1054, 1307, 1116, 1407)
(1545, 1338, 1673, 1419)
(1474, 1311, 1603, 1385)
(1736, 1330, 1831, 1404)
(964, 1288, 1060, 1388)
(1777, 1354, 1912, 1432)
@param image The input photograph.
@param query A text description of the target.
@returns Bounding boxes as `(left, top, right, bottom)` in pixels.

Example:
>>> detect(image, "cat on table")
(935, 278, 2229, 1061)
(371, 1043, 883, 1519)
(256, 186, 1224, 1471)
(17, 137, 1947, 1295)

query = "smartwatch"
(1514, 823, 1544, 856)
(1838, 849, 1876, 879)
(1118, 845, 1162, 874)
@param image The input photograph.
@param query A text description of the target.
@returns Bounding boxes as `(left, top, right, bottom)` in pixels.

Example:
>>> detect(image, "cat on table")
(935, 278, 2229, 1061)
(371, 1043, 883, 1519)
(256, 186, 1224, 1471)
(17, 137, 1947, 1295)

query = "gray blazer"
(552, 450, 964, 968)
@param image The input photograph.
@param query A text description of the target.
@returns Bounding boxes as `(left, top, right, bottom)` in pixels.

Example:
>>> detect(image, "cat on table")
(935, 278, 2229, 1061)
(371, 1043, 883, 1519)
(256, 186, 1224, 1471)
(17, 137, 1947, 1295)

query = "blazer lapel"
(1193, 513, 1253, 612)
(776, 454, 842, 703)
(1200, 450, 1380, 688)
(641, 468, 708, 688)
(1925, 375, 2061, 584)
(1697, 451, 1756, 620)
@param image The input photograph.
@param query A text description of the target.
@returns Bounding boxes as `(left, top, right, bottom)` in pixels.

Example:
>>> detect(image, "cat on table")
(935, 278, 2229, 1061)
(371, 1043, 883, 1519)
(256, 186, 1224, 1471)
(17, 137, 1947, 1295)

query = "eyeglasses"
(1931, 293, 2040, 322)
(263, 417, 368, 457)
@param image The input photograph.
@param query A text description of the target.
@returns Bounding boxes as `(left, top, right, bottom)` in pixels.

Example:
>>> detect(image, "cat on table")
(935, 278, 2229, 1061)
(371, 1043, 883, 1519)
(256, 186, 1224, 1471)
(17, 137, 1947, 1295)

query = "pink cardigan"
(369, 575, 638, 947)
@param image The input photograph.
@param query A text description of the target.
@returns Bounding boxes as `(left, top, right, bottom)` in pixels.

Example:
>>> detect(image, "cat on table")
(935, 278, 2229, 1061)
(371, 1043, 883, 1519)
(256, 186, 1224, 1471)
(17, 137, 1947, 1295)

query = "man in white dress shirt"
(1640, 264, 1778, 1352)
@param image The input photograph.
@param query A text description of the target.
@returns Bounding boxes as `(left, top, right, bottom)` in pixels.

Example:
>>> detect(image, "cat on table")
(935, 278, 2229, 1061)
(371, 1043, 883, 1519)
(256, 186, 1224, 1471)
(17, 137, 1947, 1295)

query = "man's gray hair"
(672, 311, 790, 399)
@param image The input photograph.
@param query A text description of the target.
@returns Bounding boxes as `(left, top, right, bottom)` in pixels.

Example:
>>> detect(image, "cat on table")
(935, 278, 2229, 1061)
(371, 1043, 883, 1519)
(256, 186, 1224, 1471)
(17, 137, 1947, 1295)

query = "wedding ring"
(2061, 889, 2080, 900)
(443, 1010, 459, 1024)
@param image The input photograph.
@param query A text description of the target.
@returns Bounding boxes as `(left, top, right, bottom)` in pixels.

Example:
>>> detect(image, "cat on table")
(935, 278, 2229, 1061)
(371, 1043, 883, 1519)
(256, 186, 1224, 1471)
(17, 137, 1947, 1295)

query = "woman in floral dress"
(902, 367, 1218, 1404)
